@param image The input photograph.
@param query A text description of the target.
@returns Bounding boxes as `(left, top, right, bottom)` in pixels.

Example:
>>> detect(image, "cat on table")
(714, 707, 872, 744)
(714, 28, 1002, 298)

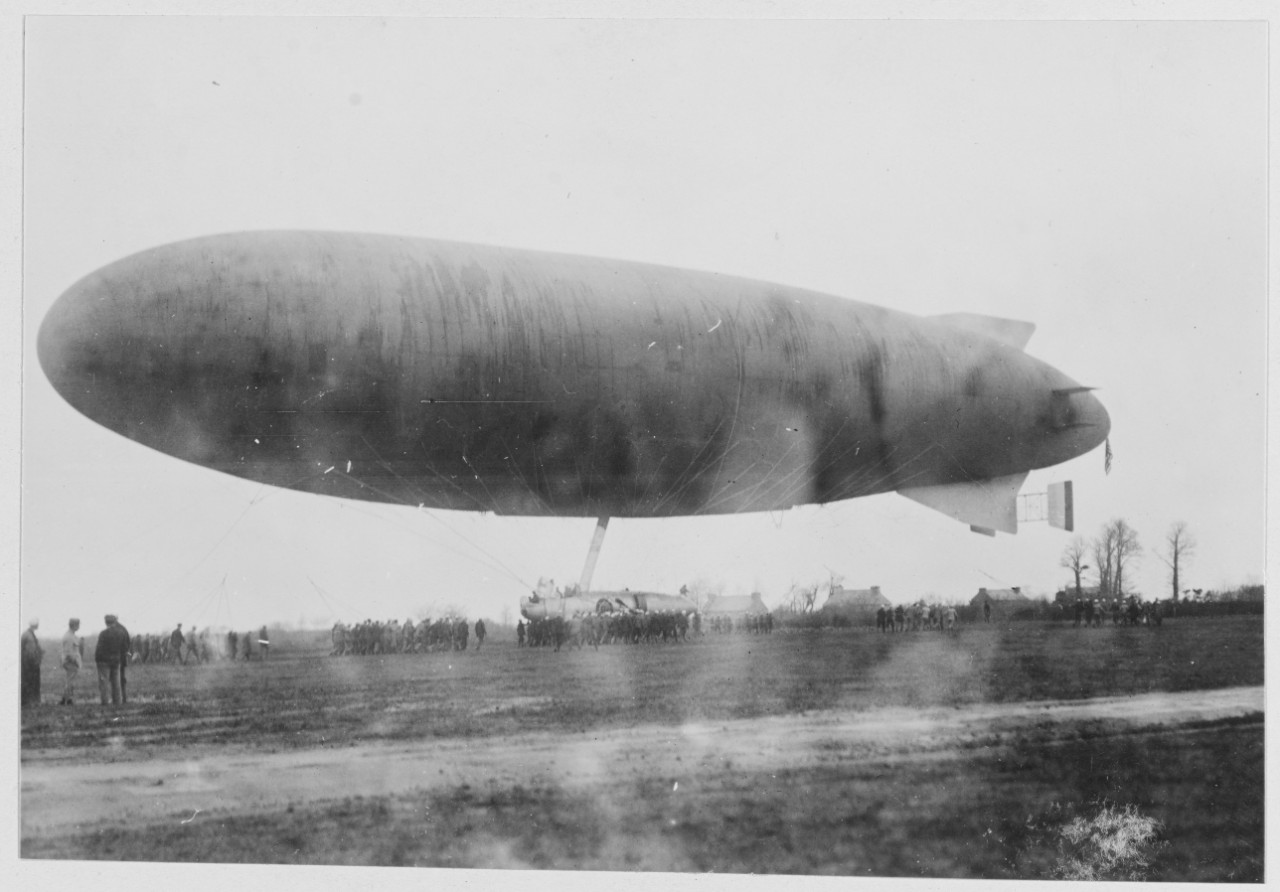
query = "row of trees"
(1059, 519, 1196, 601)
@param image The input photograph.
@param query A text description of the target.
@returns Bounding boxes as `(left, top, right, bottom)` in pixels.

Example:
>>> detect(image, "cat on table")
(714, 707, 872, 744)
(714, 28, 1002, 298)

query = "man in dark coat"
(21, 619, 44, 708)
(474, 619, 486, 650)
(95, 614, 132, 705)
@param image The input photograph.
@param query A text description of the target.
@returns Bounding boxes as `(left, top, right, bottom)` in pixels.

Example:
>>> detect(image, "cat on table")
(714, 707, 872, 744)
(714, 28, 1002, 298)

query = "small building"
(703, 592, 769, 617)
(820, 585, 891, 620)
(970, 586, 1032, 619)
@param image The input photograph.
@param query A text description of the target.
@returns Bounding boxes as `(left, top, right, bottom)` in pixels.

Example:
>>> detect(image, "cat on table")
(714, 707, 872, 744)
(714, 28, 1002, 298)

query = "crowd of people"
(1069, 597, 1163, 627)
(875, 603, 960, 633)
(514, 608, 774, 651)
(21, 614, 132, 707)
(330, 617, 485, 655)
(19, 616, 274, 709)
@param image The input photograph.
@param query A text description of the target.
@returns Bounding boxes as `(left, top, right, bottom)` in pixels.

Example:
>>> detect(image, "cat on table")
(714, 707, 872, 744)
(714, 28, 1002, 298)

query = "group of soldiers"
(130, 624, 271, 663)
(20, 616, 276, 711)
(518, 610, 688, 651)
(875, 602, 960, 633)
(1071, 598, 1163, 628)
(330, 617, 486, 655)
(515, 608, 775, 651)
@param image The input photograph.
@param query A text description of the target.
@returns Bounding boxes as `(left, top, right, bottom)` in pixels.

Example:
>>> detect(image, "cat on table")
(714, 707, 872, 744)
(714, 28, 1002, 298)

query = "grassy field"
(21, 615, 1263, 752)
(20, 616, 1264, 880)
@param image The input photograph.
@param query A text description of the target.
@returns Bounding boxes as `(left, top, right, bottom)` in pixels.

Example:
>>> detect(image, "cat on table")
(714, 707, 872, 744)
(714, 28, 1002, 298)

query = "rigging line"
(162, 497, 261, 598)
(699, 458, 766, 514)
(648, 414, 730, 513)
(729, 431, 819, 509)
(346, 437, 529, 586)
(171, 566, 233, 625)
(842, 441, 938, 498)
(215, 578, 235, 629)
(742, 413, 860, 509)
(637, 452, 669, 511)
(704, 310, 748, 499)
(355, 433, 436, 506)
(310, 575, 386, 620)
(460, 453, 501, 513)
(327, 471, 531, 589)
(415, 443, 493, 512)
(330, 497, 522, 587)
(305, 576, 355, 620)
(185, 572, 230, 626)
(496, 433, 554, 515)
(648, 414, 731, 515)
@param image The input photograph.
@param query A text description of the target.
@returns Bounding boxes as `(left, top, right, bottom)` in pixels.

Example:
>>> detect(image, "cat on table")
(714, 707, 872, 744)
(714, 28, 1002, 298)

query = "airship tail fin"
(931, 313, 1036, 350)
(898, 472, 1029, 534)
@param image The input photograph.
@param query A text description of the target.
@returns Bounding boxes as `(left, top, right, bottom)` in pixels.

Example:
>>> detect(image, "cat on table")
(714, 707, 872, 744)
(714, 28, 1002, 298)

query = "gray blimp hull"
(38, 232, 1109, 528)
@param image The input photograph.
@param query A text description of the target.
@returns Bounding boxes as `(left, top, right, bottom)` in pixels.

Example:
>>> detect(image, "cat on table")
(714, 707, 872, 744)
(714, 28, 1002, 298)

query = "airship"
(38, 231, 1109, 581)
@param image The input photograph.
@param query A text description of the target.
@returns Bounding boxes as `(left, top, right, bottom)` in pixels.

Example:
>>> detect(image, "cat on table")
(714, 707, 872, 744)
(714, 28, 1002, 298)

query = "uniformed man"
(59, 618, 84, 705)
(185, 625, 203, 664)
(95, 614, 131, 705)
(170, 624, 186, 665)
(474, 619, 487, 650)
(516, 620, 526, 647)
(21, 619, 43, 708)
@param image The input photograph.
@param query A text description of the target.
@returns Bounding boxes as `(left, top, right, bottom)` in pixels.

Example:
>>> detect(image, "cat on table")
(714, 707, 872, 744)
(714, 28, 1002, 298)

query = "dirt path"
(21, 686, 1264, 837)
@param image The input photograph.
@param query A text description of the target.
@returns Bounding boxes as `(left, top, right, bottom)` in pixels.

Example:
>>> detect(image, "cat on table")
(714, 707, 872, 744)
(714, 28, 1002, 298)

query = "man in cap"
(21, 619, 44, 708)
(170, 623, 186, 665)
(185, 625, 203, 664)
(95, 614, 132, 705)
(60, 618, 84, 705)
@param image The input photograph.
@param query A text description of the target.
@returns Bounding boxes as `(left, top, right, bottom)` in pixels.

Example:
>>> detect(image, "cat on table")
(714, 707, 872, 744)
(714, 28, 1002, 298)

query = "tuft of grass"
(1051, 802, 1166, 881)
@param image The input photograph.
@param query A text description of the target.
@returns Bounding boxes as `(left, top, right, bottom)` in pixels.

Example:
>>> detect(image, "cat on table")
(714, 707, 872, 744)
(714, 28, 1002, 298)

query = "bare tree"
(1091, 519, 1142, 599)
(1108, 518, 1143, 598)
(1159, 521, 1195, 602)
(782, 582, 820, 613)
(1091, 525, 1117, 598)
(1059, 536, 1090, 598)
(682, 577, 722, 612)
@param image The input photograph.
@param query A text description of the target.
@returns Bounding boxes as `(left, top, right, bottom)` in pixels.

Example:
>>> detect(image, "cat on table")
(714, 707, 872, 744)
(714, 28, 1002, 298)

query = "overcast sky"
(19, 14, 1267, 633)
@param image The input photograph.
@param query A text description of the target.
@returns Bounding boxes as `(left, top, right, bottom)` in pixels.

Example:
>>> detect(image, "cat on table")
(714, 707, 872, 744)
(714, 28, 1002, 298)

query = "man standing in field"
(474, 619, 486, 650)
(170, 624, 186, 665)
(60, 618, 84, 705)
(185, 625, 203, 664)
(21, 619, 44, 708)
(516, 620, 526, 647)
(95, 614, 131, 705)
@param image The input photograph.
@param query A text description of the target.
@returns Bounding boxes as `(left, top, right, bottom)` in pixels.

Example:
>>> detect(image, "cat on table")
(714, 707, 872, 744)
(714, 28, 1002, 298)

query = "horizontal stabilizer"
(931, 313, 1036, 350)
(899, 472, 1029, 534)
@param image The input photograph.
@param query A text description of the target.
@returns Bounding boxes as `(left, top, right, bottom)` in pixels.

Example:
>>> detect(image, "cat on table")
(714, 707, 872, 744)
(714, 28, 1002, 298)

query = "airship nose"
(38, 254, 207, 458)
(1034, 385, 1110, 468)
